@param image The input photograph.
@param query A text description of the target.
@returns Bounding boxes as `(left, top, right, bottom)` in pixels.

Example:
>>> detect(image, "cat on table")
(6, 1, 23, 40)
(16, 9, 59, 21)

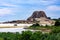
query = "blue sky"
(0, 0, 60, 22)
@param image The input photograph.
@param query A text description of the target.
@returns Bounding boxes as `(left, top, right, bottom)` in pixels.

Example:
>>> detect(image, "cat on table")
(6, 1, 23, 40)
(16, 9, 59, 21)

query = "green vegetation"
(55, 21, 60, 26)
(28, 20, 60, 33)
(0, 31, 60, 40)
(0, 18, 60, 40)
(52, 18, 60, 21)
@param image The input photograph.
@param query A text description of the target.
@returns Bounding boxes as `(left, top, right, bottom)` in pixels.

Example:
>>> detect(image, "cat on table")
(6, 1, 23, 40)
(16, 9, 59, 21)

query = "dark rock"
(27, 11, 47, 21)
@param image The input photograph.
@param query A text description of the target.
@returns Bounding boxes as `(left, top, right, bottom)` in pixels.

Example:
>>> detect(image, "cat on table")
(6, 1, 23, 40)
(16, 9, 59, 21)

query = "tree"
(21, 31, 32, 40)
(30, 23, 40, 27)
(15, 32, 21, 40)
(55, 21, 60, 26)
(30, 31, 42, 40)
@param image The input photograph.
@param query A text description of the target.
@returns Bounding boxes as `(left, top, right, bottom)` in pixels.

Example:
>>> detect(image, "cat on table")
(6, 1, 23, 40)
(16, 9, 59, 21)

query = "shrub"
(55, 21, 60, 26)
(31, 23, 40, 27)
(0, 38, 4, 40)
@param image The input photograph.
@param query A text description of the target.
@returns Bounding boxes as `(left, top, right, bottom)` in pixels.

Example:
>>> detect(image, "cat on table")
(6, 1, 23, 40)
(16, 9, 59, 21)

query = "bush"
(0, 31, 60, 40)
(31, 23, 40, 27)
(0, 38, 4, 40)
(55, 21, 60, 26)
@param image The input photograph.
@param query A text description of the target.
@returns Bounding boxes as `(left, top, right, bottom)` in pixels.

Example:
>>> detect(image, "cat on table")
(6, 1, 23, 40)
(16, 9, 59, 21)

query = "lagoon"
(0, 28, 25, 33)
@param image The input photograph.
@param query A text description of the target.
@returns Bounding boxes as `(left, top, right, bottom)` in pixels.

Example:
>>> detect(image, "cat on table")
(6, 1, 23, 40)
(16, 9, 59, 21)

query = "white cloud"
(46, 5, 60, 11)
(0, 2, 18, 16)
(0, 2, 17, 7)
(40, 0, 56, 5)
(0, 8, 14, 16)
(45, 5, 60, 18)
(15, 0, 57, 5)
(2, 3, 16, 7)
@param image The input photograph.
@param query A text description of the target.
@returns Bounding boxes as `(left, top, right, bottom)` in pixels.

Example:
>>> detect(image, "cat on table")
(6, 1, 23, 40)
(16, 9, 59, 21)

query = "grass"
(27, 25, 60, 33)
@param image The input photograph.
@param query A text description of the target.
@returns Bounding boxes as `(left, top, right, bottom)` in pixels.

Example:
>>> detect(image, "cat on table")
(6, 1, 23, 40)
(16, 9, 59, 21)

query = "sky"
(0, 0, 60, 22)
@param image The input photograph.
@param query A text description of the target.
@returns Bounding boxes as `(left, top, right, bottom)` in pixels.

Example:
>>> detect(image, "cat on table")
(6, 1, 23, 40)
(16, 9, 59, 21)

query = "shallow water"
(0, 28, 41, 33)
(0, 28, 25, 33)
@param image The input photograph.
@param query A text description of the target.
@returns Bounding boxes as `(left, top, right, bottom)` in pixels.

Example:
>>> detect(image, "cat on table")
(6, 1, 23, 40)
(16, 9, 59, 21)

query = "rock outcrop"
(3, 10, 55, 26)
(27, 11, 55, 26)
(27, 11, 47, 21)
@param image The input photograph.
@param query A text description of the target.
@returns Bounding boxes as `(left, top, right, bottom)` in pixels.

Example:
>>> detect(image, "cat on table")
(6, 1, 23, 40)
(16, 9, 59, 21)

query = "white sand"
(0, 23, 33, 28)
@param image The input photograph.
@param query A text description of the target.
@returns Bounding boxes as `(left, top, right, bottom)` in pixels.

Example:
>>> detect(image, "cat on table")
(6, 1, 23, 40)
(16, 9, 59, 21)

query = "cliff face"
(27, 11, 47, 21)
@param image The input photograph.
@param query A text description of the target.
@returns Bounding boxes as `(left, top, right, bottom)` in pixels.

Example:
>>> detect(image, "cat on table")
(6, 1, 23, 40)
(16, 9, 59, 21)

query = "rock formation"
(27, 11, 55, 26)
(27, 11, 47, 21)
(3, 10, 55, 26)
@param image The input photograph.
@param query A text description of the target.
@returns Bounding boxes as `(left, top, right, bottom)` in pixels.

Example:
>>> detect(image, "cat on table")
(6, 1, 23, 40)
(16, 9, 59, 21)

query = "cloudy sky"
(0, 0, 60, 22)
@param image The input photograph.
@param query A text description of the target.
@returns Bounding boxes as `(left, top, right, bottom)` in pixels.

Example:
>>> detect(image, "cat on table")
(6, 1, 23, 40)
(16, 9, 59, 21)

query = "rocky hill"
(3, 10, 55, 25)
(27, 11, 47, 21)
